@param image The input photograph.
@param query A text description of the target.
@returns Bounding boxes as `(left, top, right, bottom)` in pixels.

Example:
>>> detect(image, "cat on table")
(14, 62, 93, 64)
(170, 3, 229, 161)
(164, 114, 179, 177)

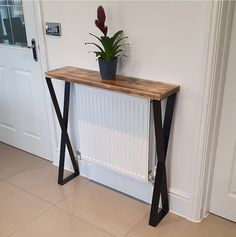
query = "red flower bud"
(95, 6, 108, 36)
(97, 6, 106, 24)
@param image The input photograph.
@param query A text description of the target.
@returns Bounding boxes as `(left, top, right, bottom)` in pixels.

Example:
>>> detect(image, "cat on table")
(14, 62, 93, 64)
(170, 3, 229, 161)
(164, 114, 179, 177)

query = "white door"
(0, 0, 52, 160)
(209, 3, 236, 222)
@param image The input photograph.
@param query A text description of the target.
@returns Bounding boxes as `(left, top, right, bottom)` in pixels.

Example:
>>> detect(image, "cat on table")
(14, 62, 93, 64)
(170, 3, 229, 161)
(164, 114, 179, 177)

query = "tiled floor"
(0, 142, 235, 237)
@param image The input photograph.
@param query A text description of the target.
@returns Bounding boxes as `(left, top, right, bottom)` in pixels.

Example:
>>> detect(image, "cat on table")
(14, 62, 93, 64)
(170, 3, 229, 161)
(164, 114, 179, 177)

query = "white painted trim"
(80, 160, 153, 203)
(203, 1, 235, 217)
(32, 0, 58, 162)
(53, 154, 190, 218)
(190, 0, 235, 221)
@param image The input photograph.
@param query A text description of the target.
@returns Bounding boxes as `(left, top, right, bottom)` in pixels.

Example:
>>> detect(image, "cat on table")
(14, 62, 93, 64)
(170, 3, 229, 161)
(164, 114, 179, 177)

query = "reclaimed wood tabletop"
(46, 66, 180, 101)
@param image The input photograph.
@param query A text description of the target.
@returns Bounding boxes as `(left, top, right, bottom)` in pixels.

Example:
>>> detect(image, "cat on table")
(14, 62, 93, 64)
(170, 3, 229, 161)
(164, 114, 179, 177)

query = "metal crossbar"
(149, 94, 176, 226)
(46, 78, 79, 185)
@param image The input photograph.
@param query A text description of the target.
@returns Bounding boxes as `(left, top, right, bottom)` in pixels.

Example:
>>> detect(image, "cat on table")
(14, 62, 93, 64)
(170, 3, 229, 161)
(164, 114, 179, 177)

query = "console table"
(45, 66, 180, 227)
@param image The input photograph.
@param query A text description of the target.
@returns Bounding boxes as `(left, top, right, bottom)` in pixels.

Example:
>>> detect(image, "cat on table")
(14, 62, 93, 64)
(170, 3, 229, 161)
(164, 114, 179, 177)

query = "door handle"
(28, 39, 38, 62)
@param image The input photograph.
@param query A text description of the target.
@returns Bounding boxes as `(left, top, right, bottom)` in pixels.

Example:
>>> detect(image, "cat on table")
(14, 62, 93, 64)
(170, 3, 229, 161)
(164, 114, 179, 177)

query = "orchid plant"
(85, 6, 128, 61)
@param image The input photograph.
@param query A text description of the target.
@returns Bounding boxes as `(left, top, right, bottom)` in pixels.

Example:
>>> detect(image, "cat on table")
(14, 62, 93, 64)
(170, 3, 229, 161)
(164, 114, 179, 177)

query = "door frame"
(190, 0, 235, 221)
(29, 0, 57, 162)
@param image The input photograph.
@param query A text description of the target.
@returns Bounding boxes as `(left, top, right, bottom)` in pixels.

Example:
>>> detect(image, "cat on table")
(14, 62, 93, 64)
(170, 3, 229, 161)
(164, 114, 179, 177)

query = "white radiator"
(75, 85, 150, 181)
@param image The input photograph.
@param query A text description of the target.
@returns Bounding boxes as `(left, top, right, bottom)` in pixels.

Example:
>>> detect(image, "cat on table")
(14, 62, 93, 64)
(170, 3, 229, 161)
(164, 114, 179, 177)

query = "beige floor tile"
(10, 207, 113, 237)
(7, 160, 90, 204)
(57, 182, 149, 236)
(0, 143, 39, 179)
(0, 142, 15, 152)
(126, 213, 236, 237)
(0, 181, 51, 237)
(1, 143, 235, 237)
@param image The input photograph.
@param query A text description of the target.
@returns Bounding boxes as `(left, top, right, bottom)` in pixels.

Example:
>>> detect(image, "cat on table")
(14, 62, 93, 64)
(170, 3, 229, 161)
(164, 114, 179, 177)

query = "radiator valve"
(148, 166, 156, 184)
(76, 151, 81, 160)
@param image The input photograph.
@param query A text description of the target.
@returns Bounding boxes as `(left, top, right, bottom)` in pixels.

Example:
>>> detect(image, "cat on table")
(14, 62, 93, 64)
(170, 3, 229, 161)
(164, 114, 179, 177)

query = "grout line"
(55, 205, 116, 237)
(0, 142, 50, 162)
(2, 158, 46, 181)
(124, 213, 150, 237)
(7, 204, 115, 237)
(1, 145, 143, 237)
(4, 180, 55, 205)
(5, 176, 90, 206)
(3, 175, 146, 237)
(4, 178, 91, 236)
(56, 181, 150, 237)
(7, 205, 55, 237)
(55, 180, 92, 206)
(53, 180, 91, 206)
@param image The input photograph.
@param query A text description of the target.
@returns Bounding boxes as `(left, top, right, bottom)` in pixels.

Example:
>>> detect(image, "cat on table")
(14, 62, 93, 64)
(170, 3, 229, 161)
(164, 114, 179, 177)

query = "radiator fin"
(76, 85, 150, 181)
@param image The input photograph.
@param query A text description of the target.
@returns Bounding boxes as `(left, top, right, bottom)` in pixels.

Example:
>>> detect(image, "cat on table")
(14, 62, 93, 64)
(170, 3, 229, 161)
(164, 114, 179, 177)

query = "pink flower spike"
(95, 5, 108, 36)
(97, 6, 106, 24)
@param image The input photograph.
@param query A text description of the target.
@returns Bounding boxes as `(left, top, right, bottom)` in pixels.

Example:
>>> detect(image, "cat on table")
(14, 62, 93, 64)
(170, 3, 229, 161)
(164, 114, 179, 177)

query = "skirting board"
(53, 154, 190, 219)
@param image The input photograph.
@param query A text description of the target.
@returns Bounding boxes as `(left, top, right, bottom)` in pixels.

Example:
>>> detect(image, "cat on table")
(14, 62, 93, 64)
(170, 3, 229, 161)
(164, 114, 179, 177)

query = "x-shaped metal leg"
(46, 77, 80, 185)
(149, 94, 176, 227)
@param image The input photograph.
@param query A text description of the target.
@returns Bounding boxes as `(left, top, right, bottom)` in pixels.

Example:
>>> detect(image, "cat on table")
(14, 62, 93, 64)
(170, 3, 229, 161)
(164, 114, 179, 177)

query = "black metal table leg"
(149, 94, 176, 227)
(46, 77, 80, 185)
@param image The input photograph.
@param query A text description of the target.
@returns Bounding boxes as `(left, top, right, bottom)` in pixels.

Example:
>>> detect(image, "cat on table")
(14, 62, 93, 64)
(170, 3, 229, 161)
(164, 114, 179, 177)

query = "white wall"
(40, 0, 213, 220)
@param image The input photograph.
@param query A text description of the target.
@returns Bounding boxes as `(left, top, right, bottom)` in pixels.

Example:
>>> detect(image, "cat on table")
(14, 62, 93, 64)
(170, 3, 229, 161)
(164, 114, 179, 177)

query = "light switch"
(46, 22, 61, 36)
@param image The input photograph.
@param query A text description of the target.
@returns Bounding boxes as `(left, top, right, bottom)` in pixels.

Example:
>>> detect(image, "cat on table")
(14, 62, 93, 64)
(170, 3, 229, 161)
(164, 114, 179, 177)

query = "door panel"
(14, 68, 41, 138)
(0, 0, 52, 160)
(210, 3, 236, 222)
(0, 65, 16, 132)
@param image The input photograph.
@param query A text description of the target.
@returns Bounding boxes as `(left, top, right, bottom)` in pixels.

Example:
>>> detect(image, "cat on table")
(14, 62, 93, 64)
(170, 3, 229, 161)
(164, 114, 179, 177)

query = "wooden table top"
(45, 66, 180, 101)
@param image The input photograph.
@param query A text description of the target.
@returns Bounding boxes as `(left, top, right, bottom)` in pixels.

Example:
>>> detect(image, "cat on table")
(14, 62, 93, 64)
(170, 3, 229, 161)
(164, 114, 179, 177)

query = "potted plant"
(85, 6, 128, 80)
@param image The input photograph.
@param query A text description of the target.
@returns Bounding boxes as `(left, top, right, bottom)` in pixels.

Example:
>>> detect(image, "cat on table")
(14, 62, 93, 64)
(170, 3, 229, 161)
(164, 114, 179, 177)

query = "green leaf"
(114, 44, 122, 52)
(86, 30, 128, 60)
(111, 30, 123, 44)
(114, 36, 128, 47)
(100, 36, 115, 60)
(95, 52, 103, 57)
(114, 49, 123, 57)
(85, 42, 105, 53)
(90, 51, 106, 58)
(89, 33, 103, 43)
